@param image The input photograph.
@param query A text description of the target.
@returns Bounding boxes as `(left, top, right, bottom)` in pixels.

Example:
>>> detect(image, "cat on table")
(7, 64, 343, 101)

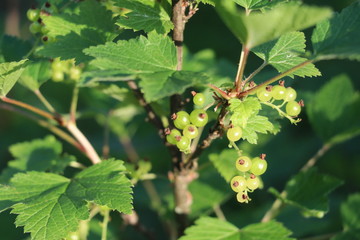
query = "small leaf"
(341, 193, 360, 230)
(0, 159, 133, 240)
(240, 221, 295, 240)
(139, 70, 210, 102)
(252, 31, 320, 78)
(229, 97, 261, 128)
(19, 61, 51, 91)
(241, 114, 274, 144)
(209, 149, 239, 182)
(179, 217, 240, 240)
(312, 1, 360, 61)
(215, 1, 332, 49)
(199, 0, 215, 6)
(114, 0, 173, 34)
(84, 32, 177, 74)
(269, 168, 343, 218)
(0, 60, 28, 97)
(37, 29, 108, 63)
(306, 75, 360, 145)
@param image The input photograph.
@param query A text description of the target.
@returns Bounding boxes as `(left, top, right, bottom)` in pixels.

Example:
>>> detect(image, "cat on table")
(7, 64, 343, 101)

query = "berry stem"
(70, 85, 79, 123)
(34, 89, 56, 113)
(240, 60, 313, 97)
(101, 208, 110, 240)
(235, 46, 250, 93)
(261, 101, 301, 124)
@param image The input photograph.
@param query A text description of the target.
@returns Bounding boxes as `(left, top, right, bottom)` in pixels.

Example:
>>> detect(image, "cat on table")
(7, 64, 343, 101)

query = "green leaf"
(42, 0, 115, 38)
(209, 149, 239, 182)
(37, 30, 108, 63)
(232, 0, 294, 11)
(0, 60, 28, 97)
(312, 1, 360, 61)
(19, 61, 51, 91)
(229, 97, 261, 128)
(0, 135, 74, 183)
(240, 221, 295, 240)
(114, 0, 173, 34)
(199, 0, 215, 6)
(331, 230, 360, 240)
(306, 75, 360, 145)
(252, 31, 320, 78)
(215, 1, 332, 49)
(84, 32, 177, 74)
(179, 217, 240, 240)
(0, 159, 133, 240)
(0, 35, 31, 62)
(241, 114, 274, 144)
(139, 70, 209, 102)
(341, 193, 360, 230)
(269, 168, 343, 218)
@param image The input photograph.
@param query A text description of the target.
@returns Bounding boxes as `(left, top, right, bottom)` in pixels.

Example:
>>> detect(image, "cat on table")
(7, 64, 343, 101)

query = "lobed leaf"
(209, 149, 239, 182)
(241, 114, 274, 144)
(240, 221, 295, 240)
(84, 32, 177, 74)
(269, 168, 343, 218)
(114, 0, 173, 34)
(312, 1, 360, 61)
(252, 31, 320, 78)
(229, 97, 261, 128)
(0, 159, 133, 240)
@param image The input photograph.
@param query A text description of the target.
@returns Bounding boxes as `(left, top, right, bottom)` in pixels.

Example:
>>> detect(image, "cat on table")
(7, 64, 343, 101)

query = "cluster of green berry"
(27, 2, 57, 44)
(166, 92, 208, 153)
(51, 58, 82, 82)
(256, 80, 304, 118)
(230, 154, 268, 203)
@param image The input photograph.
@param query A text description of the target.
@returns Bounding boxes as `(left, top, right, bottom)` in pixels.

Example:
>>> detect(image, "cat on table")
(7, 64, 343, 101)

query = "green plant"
(0, 0, 360, 240)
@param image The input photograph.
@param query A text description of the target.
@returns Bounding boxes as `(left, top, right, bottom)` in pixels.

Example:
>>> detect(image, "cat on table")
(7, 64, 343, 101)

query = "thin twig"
(101, 209, 110, 240)
(242, 61, 267, 88)
(261, 143, 333, 222)
(213, 204, 226, 221)
(70, 86, 79, 123)
(235, 46, 250, 93)
(34, 89, 56, 113)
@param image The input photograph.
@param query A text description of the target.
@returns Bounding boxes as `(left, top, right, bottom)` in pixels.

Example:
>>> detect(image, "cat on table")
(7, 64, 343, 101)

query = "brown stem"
(235, 46, 250, 93)
(261, 143, 333, 222)
(1, 96, 62, 124)
(172, 0, 185, 71)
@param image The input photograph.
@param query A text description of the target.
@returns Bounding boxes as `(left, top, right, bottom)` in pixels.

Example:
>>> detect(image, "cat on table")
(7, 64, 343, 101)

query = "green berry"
(250, 157, 267, 176)
(193, 93, 205, 106)
(284, 87, 297, 102)
(52, 70, 64, 82)
(173, 111, 191, 130)
(230, 176, 247, 192)
(29, 22, 42, 34)
(257, 88, 272, 102)
(41, 25, 50, 34)
(286, 101, 301, 116)
(246, 174, 260, 190)
(69, 66, 82, 81)
(176, 136, 190, 151)
(235, 156, 252, 172)
(27, 9, 40, 22)
(236, 192, 248, 203)
(272, 85, 286, 100)
(227, 126, 242, 142)
(183, 125, 199, 139)
(190, 109, 208, 127)
(166, 129, 181, 145)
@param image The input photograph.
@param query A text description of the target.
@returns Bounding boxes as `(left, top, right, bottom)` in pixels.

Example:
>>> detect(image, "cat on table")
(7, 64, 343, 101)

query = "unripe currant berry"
(176, 136, 190, 151)
(183, 124, 199, 139)
(272, 85, 286, 100)
(286, 101, 301, 116)
(166, 129, 181, 145)
(246, 174, 260, 190)
(284, 87, 297, 102)
(257, 86, 272, 102)
(190, 109, 208, 127)
(173, 111, 191, 130)
(235, 156, 252, 172)
(236, 192, 248, 203)
(250, 156, 268, 176)
(227, 126, 242, 142)
(230, 176, 247, 192)
(191, 91, 205, 106)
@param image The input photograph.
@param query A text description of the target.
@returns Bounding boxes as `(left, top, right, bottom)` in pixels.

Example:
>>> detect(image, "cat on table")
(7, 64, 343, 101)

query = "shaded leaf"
(0, 35, 31, 62)
(114, 0, 173, 34)
(215, 1, 332, 49)
(269, 168, 343, 218)
(312, 1, 360, 61)
(306, 75, 360, 145)
(241, 114, 274, 144)
(139, 70, 210, 102)
(19, 61, 51, 91)
(341, 193, 360, 230)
